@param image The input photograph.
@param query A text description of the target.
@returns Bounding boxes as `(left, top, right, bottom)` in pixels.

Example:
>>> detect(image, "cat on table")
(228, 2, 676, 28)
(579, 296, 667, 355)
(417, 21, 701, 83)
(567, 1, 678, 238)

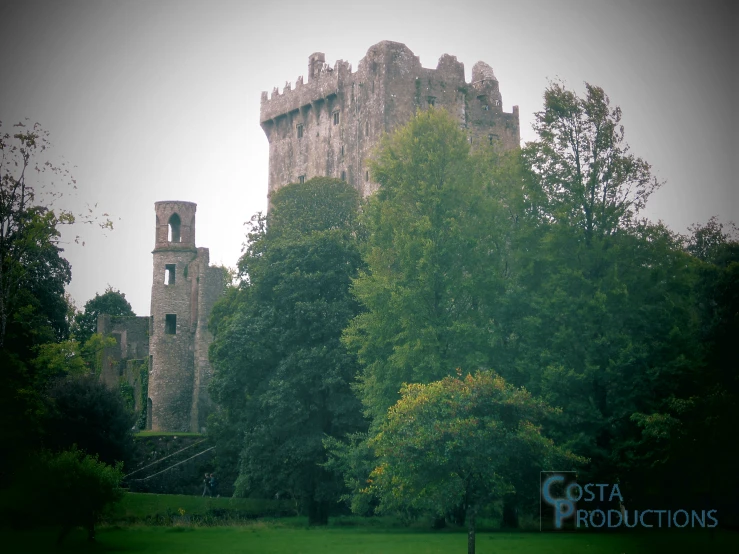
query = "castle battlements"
(260, 58, 353, 123)
(260, 41, 520, 198)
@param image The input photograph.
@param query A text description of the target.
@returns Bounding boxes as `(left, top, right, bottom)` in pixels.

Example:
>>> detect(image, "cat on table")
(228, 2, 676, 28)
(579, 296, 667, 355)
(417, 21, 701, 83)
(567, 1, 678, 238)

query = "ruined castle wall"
(123, 359, 146, 413)
(97, 314, 149, 389)
(260, 41, 521, 198)
(190, 249, 227, 433)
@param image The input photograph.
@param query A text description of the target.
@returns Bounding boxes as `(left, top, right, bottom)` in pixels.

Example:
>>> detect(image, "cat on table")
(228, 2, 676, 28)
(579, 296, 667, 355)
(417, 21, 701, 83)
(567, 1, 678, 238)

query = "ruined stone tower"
(260, 41, 520, 197)
(148, 201, 226, 432)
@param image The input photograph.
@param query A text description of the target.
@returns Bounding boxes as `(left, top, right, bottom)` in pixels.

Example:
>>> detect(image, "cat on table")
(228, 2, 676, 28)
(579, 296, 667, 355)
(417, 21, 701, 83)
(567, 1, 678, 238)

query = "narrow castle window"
(299, 175, 305, 184)
(365, 121, 369, 135)
(147, 397, 152, 430)
(168, 213, 181, 243)
(427, 96, 436, 107)
(333, 111, 340, 125)
(165, 314, 177, 335)
(365, 170, 369, 182)
(341, 145, 344, 156)
(297, 123, 304, 138)
(164, 264, 176, 285)
(341, 171, 346, 181)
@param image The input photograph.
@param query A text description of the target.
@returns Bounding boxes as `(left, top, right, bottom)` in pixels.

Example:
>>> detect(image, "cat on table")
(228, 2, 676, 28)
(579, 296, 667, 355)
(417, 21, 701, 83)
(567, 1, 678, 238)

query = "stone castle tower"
(148, 201, 226, 432)
(260, 41, 520, 197)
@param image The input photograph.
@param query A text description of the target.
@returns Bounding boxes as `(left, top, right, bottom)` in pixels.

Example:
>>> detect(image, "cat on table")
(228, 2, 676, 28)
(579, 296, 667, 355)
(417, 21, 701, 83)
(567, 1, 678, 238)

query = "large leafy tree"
(628, 219, 739, 515)
(7, 447, 124, 544)
(521, 81, 660, 243)
(1, 121, 91, 352)
(494, 83, 702, 497)
(209, 177, 366, 524)
(72, 286, 135, 346)
(344, 108, 512, 427)
(369, 371, 583, 554)
(1, 120, 105, 480)
(43, 374, 136, 467)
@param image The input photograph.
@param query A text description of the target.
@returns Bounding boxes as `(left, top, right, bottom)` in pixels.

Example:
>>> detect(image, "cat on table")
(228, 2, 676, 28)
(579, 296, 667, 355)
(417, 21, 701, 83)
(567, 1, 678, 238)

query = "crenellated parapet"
(260, 41, 520, 198)
(260, 58, 353, 124)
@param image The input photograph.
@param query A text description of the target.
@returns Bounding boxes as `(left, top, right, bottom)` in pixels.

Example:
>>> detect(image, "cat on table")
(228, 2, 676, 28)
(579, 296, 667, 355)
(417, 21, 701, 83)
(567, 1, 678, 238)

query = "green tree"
(1, 120, 111, 352)
(72, 286, 135, 346)
(521, 81, 660, 243)
(369, 371, 583, 554)
(496, 83, 701, 496)
(344, 108, 512, 427)
(209, 177, 366, 524)
(0, 120, 113, 486)
(628, 219, 739, 515)
(8, 447, 124, 544)
(44, 374, 136, 467)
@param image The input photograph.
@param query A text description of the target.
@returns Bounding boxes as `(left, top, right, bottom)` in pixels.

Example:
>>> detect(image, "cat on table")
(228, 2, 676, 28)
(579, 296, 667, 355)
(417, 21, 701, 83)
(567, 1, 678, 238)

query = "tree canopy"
(370, 371, 582, 553)
(344, 108, 512, 427)
(72, 286, 135, 346)
(209, 177, 367, 524)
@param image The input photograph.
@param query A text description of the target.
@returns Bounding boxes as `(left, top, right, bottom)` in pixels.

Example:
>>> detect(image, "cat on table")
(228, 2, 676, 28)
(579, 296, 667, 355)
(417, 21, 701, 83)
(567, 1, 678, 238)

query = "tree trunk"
(450, 501, 466, 526)
(502, 495, 519, 528)
(307, 498, 329, 526)
(467, 502, 476, 554)
(56, 525, 72, 546)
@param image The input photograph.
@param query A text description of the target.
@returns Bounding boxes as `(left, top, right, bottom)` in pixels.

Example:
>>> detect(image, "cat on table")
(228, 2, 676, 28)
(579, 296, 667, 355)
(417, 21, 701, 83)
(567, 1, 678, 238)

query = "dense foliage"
(7, 447, 124, 543)
(44, 374, 136, 467)
(0, 123, 128, 533)
(209, 178, 367, 524)
(72, 286, 135, 346)
(344, 108, 510, 426)
(369, 371, 583, 553)
(329, 87, 737, 528)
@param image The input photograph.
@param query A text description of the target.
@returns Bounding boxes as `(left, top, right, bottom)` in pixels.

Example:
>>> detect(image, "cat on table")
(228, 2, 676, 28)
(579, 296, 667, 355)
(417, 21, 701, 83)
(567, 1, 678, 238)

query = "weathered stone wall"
(150, 202, 197, 432)
(97, 314, 149, 389)
(148, 201, 224, 433)
(190, 249, 227, 433)
(260, 41, 520, 197)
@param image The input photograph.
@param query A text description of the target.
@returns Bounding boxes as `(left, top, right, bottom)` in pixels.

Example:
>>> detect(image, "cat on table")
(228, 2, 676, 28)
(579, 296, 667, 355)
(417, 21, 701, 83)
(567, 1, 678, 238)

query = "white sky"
(1, 0, 736, 316)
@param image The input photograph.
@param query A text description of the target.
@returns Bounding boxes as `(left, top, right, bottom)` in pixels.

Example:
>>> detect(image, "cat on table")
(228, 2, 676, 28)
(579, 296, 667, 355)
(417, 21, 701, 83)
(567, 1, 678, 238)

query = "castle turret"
(148, 201, 227, 432)
(148, 201, 198, 431)
(308, 52, 326, 82)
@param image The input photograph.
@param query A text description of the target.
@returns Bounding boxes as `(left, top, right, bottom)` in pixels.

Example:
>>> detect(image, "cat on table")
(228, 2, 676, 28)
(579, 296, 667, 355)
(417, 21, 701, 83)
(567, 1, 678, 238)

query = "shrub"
(44, 374, 136, 467)
(8, 447, 124, 543)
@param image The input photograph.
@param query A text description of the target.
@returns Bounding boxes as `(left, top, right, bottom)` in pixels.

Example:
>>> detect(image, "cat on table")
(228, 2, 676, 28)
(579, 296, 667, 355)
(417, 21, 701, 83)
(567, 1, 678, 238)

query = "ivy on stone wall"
(137, 358, 149, 430)
(118, 381, 135, 412)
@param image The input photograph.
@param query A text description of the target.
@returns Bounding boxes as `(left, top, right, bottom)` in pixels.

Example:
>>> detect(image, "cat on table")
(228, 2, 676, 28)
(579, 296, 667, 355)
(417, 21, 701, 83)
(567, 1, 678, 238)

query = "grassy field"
(108, 492, 296, 521)
(134, 431, 203, 438)
(2, 524, 737, 554)
(2, 494, 736, 553)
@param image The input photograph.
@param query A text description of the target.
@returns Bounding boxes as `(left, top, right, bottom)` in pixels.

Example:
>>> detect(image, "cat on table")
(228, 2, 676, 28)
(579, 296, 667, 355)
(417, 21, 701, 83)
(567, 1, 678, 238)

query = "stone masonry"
(261, 40, 520, 197)
(147, 201, 226, 432)
(98, 313, 149, 414)
(97, 202, 225, 433)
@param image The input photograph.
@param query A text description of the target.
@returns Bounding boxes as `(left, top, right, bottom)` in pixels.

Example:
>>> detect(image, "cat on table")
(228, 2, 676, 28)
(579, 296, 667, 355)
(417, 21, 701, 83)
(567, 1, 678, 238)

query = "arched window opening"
(168, 213, 181, 243)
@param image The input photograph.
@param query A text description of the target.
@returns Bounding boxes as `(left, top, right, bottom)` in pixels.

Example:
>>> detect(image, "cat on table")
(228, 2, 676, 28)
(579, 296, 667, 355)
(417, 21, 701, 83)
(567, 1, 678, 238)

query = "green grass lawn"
(2, 524, 736, 554)
(134, 431, 203, 438)
(109, 492, 295, 521)
(3, 494, 736, 553)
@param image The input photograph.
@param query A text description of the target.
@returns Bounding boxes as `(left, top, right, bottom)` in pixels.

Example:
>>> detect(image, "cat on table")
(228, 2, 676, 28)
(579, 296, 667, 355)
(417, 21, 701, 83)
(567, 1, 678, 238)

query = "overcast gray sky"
(1, 0, 736, 316)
